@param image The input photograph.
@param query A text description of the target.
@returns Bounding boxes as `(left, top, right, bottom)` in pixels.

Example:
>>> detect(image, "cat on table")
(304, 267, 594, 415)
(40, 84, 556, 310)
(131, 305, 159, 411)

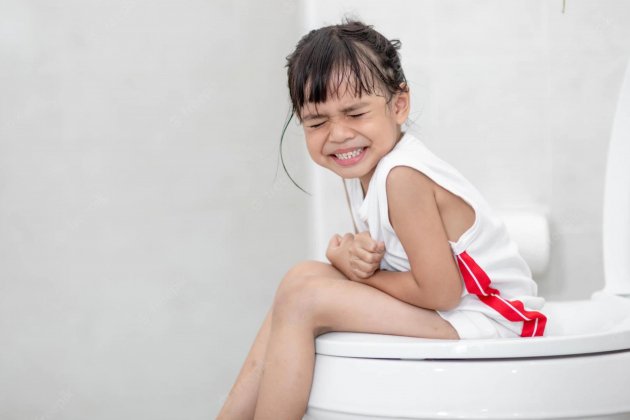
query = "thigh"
(281, 260, 348, 282)
(274, 261, 459, 340)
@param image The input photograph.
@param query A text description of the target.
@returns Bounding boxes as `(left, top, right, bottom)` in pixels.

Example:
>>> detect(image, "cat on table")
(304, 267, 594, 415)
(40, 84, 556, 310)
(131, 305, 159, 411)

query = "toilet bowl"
(305, 60, 630, 420)
(305, 293, 630, 419)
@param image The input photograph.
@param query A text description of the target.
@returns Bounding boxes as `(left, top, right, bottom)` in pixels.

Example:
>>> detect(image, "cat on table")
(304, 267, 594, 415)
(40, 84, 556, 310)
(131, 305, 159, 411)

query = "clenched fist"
(326, 231, 386, 282)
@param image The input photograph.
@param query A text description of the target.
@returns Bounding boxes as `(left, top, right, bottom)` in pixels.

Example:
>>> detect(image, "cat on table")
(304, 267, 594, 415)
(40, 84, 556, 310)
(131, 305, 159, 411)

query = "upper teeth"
(335, 148, 364, 160)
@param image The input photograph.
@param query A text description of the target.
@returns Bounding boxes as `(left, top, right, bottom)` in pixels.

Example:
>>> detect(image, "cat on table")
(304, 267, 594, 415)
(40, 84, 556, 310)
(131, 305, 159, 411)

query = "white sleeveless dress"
(344, 131, 547, 339)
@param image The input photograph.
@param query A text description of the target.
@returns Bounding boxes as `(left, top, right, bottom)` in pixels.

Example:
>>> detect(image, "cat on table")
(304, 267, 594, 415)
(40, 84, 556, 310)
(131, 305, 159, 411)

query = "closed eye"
(307, 112, 366, 128)
(308, 121, 325, 129)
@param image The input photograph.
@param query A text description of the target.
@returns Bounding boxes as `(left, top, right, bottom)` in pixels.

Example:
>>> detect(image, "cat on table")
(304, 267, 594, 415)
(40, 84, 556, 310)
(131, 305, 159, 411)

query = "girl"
(217, 19, 547, 420)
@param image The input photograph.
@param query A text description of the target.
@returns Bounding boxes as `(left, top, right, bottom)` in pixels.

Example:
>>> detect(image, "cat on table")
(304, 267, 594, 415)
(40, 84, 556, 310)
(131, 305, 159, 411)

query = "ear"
(392, 83, 410, 125)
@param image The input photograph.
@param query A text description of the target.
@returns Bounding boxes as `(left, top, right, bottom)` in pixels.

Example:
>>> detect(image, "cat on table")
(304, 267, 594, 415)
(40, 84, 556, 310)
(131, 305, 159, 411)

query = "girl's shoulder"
(373, 132, 432, 182)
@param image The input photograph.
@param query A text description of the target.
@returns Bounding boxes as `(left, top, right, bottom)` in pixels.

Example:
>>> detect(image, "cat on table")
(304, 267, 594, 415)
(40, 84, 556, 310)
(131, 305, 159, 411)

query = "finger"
(376, 241, 385, 253)
(352, 266, 374, 280)
(350, 266, 369, 279)
(356, 231, 371, 240)
(350, 255, 379, 274)
(356, 231, 381, 252)
(354, 233, 376, 252)
(366, 240, 381, 253)
(340, 233, 354, 246)
(353, 246, 383, 265)
(328, 234, 341, 248)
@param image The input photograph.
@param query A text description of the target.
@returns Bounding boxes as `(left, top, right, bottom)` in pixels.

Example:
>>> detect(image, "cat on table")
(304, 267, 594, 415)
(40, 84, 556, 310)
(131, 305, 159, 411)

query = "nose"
(328, 119, 355, 144)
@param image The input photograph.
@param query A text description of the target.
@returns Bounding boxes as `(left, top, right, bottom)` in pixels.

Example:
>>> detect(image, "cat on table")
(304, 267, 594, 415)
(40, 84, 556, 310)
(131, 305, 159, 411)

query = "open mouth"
(330, 147, 366, 167)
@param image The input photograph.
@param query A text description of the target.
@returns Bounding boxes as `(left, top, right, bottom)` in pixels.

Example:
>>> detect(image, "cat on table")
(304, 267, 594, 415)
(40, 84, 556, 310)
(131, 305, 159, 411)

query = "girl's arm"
(326, 234, 457, 311)
(362, 269, 450, 310)
(382, 165, 463, 311)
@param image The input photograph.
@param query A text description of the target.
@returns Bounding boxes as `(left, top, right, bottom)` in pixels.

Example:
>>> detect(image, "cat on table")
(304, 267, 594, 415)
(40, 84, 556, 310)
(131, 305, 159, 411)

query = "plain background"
(1, 1, 629, 419)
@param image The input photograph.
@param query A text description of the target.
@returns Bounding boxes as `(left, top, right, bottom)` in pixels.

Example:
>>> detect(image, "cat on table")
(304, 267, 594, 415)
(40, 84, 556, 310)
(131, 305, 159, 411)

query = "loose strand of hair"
(277, 108, 311, 195)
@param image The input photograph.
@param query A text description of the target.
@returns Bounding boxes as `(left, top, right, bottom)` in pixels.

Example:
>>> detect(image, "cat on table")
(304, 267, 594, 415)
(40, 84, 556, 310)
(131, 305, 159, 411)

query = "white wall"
(0, 1, 310, 419)
(306, 0, 630, 302)
(2, 1, 630, 419)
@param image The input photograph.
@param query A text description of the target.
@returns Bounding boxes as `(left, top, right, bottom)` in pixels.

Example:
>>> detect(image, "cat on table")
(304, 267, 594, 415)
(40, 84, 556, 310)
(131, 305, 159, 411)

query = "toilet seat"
(314, 292, 630, 360)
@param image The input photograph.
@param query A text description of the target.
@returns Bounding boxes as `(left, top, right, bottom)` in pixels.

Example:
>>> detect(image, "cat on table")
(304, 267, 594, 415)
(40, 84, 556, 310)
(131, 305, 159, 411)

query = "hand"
(326, 231, 385, 282)
(350, 231, 385, 279)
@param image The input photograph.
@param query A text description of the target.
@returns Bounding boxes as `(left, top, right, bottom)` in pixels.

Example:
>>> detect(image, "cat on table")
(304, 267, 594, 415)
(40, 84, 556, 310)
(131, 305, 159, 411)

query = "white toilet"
(304, 60, 630, 419)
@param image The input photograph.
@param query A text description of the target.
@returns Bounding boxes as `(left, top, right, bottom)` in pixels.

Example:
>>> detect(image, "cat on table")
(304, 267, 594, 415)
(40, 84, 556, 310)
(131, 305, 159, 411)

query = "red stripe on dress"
(456, 251, 547, 337)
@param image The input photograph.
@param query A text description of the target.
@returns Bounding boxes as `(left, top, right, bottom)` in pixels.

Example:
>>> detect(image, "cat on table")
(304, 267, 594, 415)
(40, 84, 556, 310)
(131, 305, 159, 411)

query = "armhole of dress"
(378, 162, 482, 252)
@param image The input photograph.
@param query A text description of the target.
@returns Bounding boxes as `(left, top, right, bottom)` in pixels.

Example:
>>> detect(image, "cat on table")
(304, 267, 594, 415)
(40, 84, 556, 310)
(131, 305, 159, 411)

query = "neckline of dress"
(358, 131, 413, 206)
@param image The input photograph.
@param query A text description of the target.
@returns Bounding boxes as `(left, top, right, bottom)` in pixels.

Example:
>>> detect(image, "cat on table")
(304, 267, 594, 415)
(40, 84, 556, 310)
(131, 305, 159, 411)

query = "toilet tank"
(602, 58, 630, 296)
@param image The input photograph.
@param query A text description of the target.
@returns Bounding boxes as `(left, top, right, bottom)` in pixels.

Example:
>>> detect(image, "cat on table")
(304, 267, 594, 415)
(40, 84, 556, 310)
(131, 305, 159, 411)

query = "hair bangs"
(290, 34, 385, 122)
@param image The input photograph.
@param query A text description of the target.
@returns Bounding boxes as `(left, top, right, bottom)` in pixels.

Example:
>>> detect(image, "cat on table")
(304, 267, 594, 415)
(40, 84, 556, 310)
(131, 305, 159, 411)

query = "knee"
(273, 273, 316, 312)
(272, 261, 329, 319)
(282, 260, 332, 282)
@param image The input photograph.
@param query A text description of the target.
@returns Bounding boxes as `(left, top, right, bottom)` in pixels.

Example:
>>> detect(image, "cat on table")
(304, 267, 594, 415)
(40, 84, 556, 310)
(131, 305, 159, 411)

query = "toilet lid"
(315, 292, 630, 359)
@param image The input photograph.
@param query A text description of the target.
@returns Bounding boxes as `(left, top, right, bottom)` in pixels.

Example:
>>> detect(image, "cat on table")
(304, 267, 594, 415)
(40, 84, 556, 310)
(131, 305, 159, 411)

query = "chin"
(335, 168, 366, 180)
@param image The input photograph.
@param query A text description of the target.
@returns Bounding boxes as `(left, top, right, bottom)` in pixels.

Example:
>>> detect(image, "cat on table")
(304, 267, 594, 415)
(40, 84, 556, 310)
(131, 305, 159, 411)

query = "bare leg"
(253, 311, 316, 420)
(216, 262, 340, 419)
(217, 307, 273, 420)
(253, 261, 458, 420)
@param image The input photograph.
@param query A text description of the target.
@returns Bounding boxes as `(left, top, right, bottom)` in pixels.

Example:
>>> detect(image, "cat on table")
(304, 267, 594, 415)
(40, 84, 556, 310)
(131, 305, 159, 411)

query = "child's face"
(299, 79, 410, 188)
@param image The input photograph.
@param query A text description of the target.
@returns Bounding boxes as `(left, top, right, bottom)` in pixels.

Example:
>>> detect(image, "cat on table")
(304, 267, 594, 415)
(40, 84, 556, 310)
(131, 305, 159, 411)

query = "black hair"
(278, 18, 408, 193)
